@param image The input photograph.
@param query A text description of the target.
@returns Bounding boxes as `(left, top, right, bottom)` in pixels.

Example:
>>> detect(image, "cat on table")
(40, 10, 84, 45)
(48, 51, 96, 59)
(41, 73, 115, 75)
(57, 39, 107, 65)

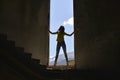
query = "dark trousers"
(54, 41, 69, 66)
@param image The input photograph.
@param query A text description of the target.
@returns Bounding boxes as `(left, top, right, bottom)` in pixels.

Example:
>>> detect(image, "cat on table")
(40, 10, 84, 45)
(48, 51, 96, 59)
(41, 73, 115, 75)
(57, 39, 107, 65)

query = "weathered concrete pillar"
(74, 0, 120, 70)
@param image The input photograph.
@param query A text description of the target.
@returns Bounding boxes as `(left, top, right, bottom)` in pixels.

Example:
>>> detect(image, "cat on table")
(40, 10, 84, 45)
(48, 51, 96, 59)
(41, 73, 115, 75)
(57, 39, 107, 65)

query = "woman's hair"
(58, 25, 65, 33)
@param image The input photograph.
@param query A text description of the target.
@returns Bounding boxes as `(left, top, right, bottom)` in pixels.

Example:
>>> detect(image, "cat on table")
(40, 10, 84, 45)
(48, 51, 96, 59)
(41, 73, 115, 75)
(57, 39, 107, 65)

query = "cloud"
(63, 17, 74, 26)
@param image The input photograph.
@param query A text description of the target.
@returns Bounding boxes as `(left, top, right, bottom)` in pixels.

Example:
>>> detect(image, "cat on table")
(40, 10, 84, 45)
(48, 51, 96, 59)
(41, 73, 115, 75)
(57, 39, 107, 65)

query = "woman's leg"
(62, 41, 69, 66)
(54, 42, 61, 66)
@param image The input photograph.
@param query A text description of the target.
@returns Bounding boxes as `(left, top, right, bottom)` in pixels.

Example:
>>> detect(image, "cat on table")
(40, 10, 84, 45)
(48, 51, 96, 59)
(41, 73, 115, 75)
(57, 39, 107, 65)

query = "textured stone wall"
(0, 0, 49, 65)
(74, 0, 120, 70)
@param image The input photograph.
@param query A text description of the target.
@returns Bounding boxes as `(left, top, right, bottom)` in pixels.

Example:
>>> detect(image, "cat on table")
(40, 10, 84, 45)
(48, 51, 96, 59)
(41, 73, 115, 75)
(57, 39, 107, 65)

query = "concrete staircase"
(0, 33, 48, 80)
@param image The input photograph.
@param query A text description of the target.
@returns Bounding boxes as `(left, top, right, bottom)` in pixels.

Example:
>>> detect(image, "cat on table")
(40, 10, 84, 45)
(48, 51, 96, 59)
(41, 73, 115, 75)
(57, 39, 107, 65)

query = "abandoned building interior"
(0, 0, 120, 80)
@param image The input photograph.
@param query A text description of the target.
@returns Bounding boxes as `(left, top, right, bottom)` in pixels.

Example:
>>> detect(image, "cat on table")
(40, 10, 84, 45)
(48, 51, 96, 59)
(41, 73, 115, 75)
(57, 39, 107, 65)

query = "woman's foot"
(67, 62, 69, 66)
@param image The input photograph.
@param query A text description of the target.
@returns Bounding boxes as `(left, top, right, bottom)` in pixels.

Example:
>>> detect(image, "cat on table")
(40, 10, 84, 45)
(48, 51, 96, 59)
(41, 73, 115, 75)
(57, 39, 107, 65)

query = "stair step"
(15, 47, 24, 53)
(0, 33, 7, 40)
(32, 58, 40, 64)
(24, 52, 32, 59)
(0, 40, 15, 48)
(7, 40, 15, 47)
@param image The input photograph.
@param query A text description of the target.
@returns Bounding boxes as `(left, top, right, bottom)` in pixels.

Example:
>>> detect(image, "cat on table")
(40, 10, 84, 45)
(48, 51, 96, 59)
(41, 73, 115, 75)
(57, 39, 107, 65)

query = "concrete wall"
(0, 0, 49, 65)
(74, 0, 120, 70)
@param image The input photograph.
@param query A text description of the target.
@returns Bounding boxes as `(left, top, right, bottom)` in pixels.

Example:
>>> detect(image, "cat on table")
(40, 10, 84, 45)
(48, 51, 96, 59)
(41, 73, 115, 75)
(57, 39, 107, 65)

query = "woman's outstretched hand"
(71, 31, 74, 35)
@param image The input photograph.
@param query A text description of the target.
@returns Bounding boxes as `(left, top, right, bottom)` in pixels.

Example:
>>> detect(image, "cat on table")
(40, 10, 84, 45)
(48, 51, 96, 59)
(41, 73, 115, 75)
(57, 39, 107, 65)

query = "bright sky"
(49, 0, 74, 58)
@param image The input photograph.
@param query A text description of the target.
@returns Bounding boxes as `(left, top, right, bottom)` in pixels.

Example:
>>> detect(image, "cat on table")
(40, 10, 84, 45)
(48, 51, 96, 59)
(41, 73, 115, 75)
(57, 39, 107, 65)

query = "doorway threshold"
(47, 65, 75, 70)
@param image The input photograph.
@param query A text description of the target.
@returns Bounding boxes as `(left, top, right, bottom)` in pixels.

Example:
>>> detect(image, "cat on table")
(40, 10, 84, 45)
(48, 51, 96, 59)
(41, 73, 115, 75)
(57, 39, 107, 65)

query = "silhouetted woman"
(49, 25, 74, 66)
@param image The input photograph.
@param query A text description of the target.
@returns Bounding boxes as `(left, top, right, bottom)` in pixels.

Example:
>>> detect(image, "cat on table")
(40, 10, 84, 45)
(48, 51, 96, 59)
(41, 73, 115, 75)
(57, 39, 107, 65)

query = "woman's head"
(58, 25, 65, 33)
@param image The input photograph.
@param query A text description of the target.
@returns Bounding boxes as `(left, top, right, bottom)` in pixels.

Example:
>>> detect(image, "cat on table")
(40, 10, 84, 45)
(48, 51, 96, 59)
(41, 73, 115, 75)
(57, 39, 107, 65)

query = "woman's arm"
(49, 30, 58, 34)
(65, 32, 74, 36)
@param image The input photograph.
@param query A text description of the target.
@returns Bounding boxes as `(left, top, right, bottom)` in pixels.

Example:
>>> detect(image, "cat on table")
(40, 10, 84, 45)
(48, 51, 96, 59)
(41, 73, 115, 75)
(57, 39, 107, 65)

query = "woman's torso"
(56, 32, 65, 42)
